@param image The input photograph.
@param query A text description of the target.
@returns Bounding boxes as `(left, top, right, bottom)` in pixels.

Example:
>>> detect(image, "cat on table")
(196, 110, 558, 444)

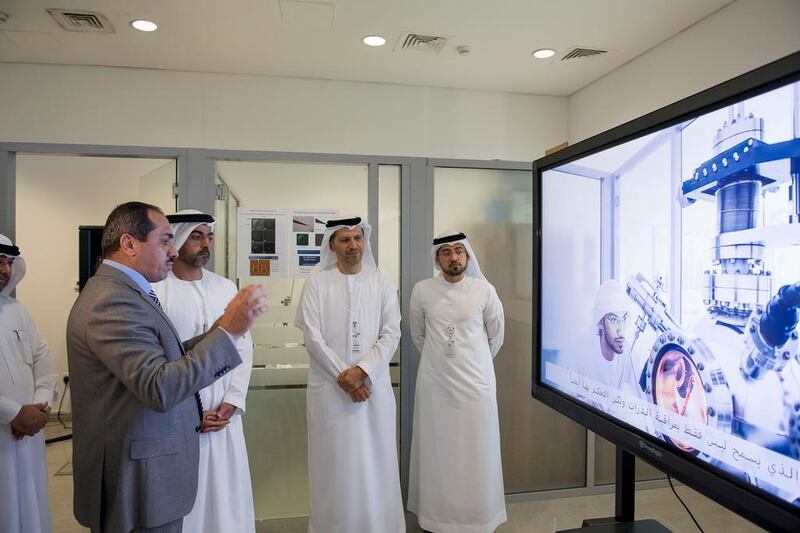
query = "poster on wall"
(289, 209, 338, 277)
(237, 207, 338, 278)
(237, 208, 290, 277)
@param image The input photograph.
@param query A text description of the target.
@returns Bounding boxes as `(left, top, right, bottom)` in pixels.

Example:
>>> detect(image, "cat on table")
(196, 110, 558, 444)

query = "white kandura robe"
(562, 331, 638, 399)
(0, 296, 58, 533)
(152, 269, 255, 533)
(294, 265, 405, 533)
(408, 277, 506, 533)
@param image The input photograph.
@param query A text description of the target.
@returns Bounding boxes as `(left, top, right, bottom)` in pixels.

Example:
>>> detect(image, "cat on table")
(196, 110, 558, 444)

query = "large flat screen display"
(535, 53, 800, 529)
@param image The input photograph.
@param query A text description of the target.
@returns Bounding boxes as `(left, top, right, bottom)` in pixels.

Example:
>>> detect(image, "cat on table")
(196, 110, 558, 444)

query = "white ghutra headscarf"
(431, 230, 486, 281)
(591, 279, 633, 326)
(166, 209, 217, 250)
(0, 234, 26, 297)
(316, 216, 376, 272)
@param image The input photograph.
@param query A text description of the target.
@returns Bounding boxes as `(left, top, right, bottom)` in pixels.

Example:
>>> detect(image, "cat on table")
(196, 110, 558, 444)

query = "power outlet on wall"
(58, 373, 71, 417)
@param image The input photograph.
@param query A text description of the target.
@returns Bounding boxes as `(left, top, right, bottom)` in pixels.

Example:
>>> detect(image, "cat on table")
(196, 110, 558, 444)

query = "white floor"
(44, 432, 764, 533)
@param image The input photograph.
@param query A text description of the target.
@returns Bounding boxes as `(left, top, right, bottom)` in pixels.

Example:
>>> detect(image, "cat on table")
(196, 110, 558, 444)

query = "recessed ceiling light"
(131, 19, 158, 32)
(362, 35, 386, 47)
(532, 48, 556, 59)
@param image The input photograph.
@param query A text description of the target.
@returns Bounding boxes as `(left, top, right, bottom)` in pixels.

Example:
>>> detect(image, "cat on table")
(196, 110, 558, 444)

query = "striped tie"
(147, 290, 162, 310)
(147, 288, 204, 429)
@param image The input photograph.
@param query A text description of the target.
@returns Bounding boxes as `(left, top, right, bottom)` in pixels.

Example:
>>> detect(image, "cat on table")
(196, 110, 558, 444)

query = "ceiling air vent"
(561, 47, 607, 61)
(398, 33, 448, 53)
(47, 9, 115, 33)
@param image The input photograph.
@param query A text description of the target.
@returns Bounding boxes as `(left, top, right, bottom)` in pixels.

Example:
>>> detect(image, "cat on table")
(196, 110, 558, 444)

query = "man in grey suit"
(67, 201, 267, 533)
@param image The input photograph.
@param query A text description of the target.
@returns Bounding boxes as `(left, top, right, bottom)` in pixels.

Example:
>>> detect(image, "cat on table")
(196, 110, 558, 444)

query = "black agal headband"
(166, 213, 215, 224)
(0, 243, 20, 256)
(432, 233, 466, 245)
(326, 217, 361, 228)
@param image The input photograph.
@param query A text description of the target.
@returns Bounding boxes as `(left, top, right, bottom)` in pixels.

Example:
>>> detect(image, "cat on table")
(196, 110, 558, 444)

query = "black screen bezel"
(532, 51, 800, 533)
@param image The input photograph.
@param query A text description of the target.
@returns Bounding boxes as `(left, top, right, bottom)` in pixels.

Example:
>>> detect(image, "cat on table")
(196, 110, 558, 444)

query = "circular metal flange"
(741, 307, 800, 380)
(644, 330, 733, 458)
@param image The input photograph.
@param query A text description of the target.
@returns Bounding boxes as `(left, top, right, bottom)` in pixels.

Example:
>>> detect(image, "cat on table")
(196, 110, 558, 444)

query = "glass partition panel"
(216, 160, 404, 521)
(15, 154, 177, 398)
(434, 167, 587, 492)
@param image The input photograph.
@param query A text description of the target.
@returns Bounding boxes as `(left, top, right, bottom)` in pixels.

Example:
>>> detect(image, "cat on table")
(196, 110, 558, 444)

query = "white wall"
(568, 0, 800, 143)
(0, 63, 566, 162)
(139, 161, 178, 214)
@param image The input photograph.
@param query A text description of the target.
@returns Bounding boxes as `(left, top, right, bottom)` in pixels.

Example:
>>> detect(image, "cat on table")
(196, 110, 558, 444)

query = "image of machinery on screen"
(540, 80, 800, 507)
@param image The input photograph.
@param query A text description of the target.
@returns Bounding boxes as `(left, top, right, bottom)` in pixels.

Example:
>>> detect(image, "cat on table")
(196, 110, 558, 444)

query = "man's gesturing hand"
(215, 285, 269, 339)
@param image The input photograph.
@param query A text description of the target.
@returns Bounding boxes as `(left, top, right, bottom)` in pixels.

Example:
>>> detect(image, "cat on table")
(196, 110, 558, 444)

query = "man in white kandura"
(294, 216, 405, 533)
(152, 210, 255, 533)
(408, 230, 506, 533)
(0, 234, 59, 533)
(568, 279, 637, 394)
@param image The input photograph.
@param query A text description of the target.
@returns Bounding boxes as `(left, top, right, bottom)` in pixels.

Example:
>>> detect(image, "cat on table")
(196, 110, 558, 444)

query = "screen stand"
(614, 445, 635, 522)
(557, 447, 672, 532)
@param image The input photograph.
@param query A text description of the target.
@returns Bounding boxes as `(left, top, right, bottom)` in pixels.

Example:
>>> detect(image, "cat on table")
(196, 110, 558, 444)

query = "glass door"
(214, 159, 402, 523)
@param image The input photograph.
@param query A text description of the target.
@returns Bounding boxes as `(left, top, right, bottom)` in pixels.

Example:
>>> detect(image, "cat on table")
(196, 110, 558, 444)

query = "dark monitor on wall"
(533, 51, 800, 532)
(78, 225, 104, 292)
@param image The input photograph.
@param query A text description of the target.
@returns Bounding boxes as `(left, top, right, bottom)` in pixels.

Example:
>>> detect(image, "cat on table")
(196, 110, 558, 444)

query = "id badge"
(352, 321, 361, 353)
(445, 324, 456, 357)
(445, 339, 456, 356)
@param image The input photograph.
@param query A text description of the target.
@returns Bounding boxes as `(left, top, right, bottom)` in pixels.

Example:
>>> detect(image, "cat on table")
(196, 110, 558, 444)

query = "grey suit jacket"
(67, 264, 242, 532)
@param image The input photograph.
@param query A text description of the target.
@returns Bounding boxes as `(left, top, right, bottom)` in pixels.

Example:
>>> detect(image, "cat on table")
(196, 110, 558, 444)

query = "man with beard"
(563, 279, 637, 398)
(407, 230, 506, 533)
(0, 234, 59, 533)
(294, 216, 405, 533)
(152, 209, 255, 533)
(67, 201, 267, 533)
(588, 279, 636, 392)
